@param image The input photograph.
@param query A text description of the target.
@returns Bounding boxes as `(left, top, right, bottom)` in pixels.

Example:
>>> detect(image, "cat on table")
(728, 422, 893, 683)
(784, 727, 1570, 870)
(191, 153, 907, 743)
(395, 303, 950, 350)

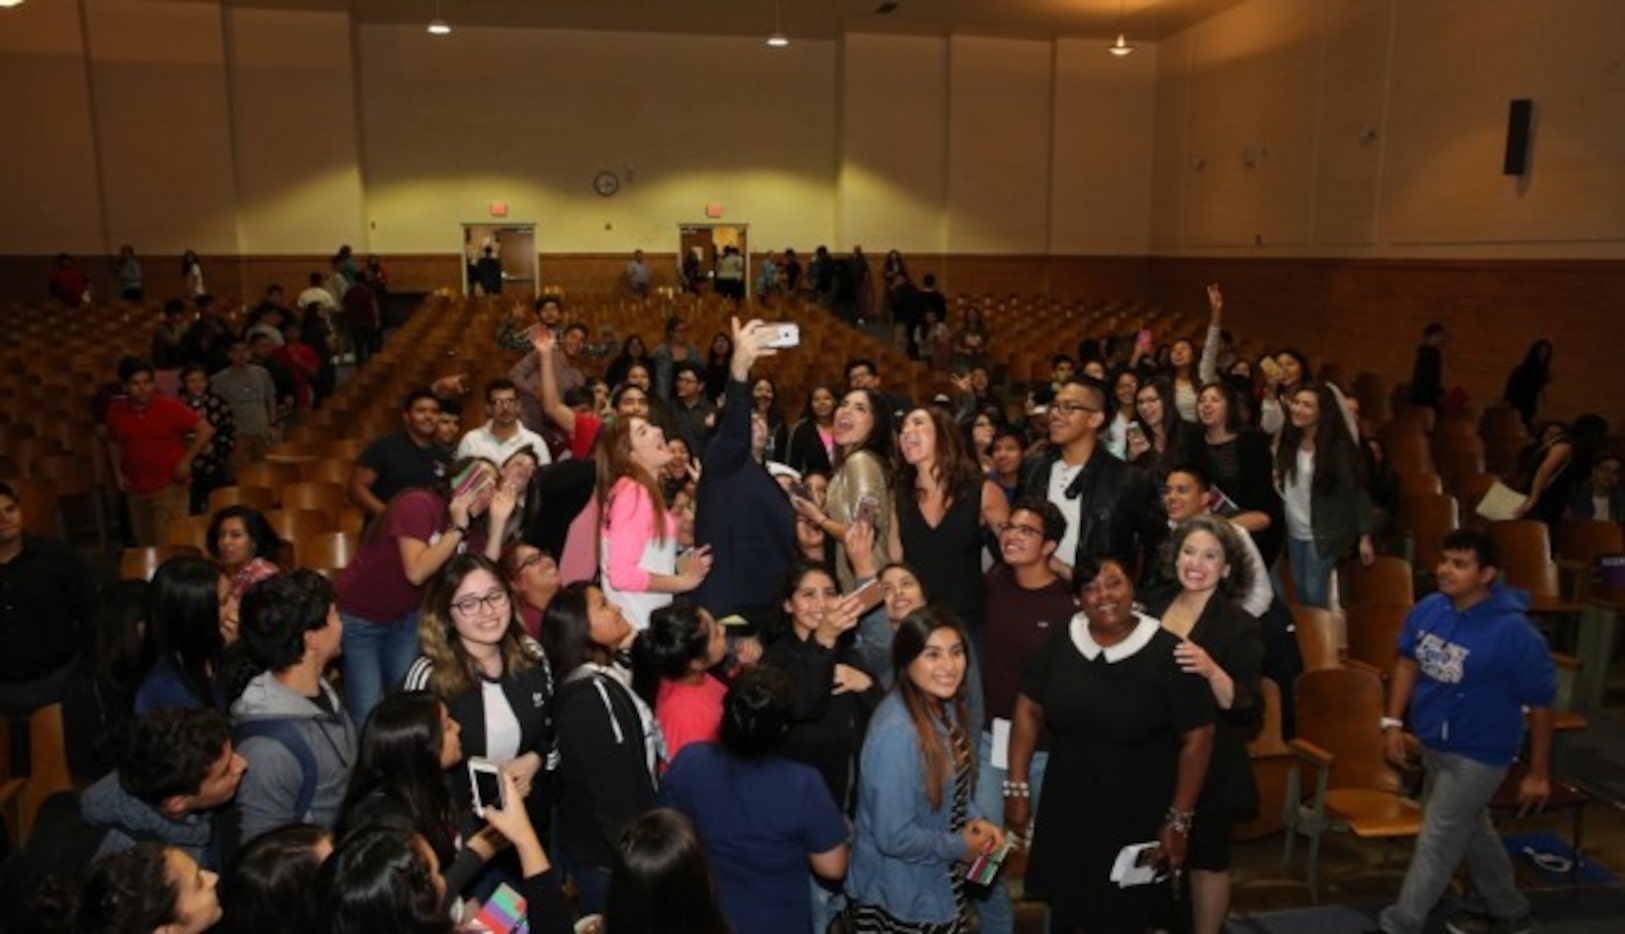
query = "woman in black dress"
(891, 406, 1009, 657)
(1005, 556, 1214, 934)
(1143, 518, 1263, 934)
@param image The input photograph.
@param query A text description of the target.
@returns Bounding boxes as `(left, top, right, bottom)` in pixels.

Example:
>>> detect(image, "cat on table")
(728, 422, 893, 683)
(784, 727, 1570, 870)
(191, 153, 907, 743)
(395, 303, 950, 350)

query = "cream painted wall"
(0, 0, 103, 253)
(84, 0, 239, 256)
(945, 36, 1052, 254)
(357, 25, 839, 256)
(226, 8, 366, 254)
(838, 33, 949, 253)
(1050, 38, 1158, 254)
(1151, 0, 1625, 257)
(2, 2, 1160, 261)
(836, 33, 1158, 256)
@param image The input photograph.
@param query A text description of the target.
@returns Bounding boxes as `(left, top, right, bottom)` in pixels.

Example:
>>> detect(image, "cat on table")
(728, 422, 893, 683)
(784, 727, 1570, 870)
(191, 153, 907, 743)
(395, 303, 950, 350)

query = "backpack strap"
(236, 719, 319, 820)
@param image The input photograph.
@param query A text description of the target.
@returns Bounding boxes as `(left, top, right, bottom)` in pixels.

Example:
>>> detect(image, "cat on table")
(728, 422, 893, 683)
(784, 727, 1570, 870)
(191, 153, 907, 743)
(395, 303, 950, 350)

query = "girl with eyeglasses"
(403, 554, 555, 846)
(335, 457, 515, 724)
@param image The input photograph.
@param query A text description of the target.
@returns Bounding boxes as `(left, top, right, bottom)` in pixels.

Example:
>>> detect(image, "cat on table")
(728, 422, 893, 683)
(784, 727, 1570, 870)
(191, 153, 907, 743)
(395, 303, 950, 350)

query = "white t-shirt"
(1283, 448, 1315, 542)
(480, 679, 523, 762)
(1048, 458, 1087, 563)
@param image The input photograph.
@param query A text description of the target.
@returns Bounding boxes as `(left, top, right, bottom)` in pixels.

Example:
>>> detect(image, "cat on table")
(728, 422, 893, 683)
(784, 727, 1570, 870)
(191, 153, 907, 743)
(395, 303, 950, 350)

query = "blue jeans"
(1379, 749, 1528, 933)
(340, 610, 420, 728)
(972, 730, 1049, 934)
(562, 853, 612, 916)
(810, 873, 845, 934)
(1286, 537, 1339, 609)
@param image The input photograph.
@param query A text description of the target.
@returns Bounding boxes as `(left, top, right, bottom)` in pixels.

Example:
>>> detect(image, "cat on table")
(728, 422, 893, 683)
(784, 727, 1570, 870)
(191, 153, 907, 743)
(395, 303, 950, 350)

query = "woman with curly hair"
(403, 554, 554, 830)
(1142, 516, 1264, 934)
(59, 842, 221, 934)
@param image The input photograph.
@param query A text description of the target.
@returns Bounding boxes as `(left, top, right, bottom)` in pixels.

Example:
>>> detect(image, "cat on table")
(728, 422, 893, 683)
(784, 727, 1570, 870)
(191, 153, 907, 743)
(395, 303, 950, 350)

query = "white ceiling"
(221, 0, 1245, 42)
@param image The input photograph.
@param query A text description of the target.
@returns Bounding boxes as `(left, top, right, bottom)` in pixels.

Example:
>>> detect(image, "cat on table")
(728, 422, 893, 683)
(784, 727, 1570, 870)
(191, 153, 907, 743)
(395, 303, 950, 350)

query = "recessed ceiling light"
(427, 18, 450, 35)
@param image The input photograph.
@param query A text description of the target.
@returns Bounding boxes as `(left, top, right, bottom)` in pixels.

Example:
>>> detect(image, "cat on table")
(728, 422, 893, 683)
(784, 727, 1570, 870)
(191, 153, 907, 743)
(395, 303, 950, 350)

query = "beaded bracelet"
(1164, 806, 1195, 835)
(1001, 780, 1031, 799)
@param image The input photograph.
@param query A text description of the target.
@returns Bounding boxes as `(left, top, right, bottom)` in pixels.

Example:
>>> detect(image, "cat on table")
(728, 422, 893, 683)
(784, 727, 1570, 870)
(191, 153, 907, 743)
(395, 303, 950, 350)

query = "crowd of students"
(1, 262, 1616, 934)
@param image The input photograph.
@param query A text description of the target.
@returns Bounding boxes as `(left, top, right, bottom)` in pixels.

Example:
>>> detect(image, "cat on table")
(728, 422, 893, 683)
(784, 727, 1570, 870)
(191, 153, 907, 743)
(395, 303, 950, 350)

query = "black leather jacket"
(1018, 445, 1166, 579)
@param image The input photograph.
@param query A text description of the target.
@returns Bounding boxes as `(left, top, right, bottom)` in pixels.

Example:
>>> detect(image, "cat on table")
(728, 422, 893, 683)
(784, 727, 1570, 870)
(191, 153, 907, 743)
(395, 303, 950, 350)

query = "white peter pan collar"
(1070, 611, 1160, 662)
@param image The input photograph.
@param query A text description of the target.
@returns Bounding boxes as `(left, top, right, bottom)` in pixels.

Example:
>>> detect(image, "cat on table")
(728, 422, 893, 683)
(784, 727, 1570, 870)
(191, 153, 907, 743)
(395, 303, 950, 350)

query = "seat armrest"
(1289, 738, 1335, 767)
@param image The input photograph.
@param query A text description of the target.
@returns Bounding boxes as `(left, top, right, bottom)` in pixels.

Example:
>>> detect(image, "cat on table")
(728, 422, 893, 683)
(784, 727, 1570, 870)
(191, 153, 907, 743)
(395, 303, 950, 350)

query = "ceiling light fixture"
(0, 0, 27, 8)
(1108, 0, 1134, 56)
(427, 0, 449, 35)
(766, 0, 788, 47)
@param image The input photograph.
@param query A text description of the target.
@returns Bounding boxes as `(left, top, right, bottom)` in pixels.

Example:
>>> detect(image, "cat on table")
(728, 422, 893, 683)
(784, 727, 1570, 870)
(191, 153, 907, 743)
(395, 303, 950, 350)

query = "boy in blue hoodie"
(1376, 530, 1555, 934)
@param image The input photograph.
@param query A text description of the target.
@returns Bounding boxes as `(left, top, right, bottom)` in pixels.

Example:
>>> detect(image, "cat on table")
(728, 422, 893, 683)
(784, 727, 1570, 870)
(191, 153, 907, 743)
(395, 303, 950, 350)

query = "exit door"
(677, 223, 748, 295)
(463, 224, 537, 298)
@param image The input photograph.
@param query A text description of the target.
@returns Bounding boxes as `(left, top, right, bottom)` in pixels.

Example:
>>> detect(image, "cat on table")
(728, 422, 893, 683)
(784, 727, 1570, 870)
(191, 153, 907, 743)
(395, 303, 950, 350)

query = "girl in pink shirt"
(594, 417, 712, 629)
(648, 604, 730, 770)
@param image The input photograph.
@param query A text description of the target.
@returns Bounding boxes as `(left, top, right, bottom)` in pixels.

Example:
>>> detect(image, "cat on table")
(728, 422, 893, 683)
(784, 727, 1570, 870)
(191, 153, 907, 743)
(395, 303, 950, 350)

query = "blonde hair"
(417, 553, 541, 698)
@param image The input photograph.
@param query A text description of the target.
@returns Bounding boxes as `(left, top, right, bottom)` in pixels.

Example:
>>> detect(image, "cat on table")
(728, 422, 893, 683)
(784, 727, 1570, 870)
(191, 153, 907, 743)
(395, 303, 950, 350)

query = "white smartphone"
(764, 322, 800, 349)
(468, 757, 504, 817)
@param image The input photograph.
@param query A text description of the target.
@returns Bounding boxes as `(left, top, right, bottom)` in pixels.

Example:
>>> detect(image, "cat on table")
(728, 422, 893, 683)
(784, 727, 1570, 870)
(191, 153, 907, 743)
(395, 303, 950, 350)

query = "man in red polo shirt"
(105, 357, 216, 546)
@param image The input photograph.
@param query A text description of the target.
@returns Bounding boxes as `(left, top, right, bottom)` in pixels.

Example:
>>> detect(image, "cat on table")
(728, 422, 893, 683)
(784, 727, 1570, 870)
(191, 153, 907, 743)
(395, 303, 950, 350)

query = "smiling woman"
(1006, 556, 1215, 934)
(404, 554, 555, 852)
(595, 417, 712, 630)
(846, 608, 999, 933)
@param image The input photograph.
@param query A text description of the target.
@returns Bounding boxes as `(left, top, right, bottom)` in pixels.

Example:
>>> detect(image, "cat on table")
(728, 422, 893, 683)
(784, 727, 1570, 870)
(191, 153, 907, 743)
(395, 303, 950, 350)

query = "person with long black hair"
(1273, 382, 1375, 608)
(540, 581, 656, 915)
(334, 691, 474, 890)
(134, 556, 231, 713)
(604, 809, 731, 934)
(846, 609, 1002, 934)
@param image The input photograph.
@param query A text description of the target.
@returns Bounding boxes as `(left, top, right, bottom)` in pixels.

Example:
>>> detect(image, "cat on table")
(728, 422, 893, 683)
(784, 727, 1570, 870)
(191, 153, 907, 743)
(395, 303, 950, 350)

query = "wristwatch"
(1380, 716, 1403, 731)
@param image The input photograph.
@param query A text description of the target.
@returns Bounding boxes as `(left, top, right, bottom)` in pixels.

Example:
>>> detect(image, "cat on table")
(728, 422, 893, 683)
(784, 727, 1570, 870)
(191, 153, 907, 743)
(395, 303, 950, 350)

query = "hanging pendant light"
(427, 0, 450, 35)
(1108, 0, 1134, 56)
(766, 0, 789, 47)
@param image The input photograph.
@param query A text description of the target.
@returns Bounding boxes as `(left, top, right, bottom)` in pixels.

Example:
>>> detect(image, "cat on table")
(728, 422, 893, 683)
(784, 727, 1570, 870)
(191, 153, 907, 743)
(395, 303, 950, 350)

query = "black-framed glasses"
(1050, 401, 1099, 416)
(998, 521, 1044, 539)
(450, 590, 511, 615)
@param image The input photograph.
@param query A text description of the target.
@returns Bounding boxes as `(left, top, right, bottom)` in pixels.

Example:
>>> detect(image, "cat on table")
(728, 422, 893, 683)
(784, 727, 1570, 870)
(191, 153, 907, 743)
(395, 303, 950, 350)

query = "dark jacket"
(1194, 428, 1285, 564)
(695, 378, 798, 619)
(401, 639, 556, 811)
(1018, 444, 1165, 577)
(1304, 444, 1375, 559)
(1143, 593, 1263, 817)
(553, 667, 657, 870)
(761, 632, 881, 814)
(786, 417, 834, 477)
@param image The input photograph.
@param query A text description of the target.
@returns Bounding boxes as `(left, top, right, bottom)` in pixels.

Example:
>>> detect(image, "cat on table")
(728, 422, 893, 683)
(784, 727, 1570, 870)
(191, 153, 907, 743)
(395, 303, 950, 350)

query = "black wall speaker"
(1503, 98, 1533, 176)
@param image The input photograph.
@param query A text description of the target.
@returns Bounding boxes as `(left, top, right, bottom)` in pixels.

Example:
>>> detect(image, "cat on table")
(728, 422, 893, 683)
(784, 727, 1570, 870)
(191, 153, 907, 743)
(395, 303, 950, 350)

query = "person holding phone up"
(335, 457, 515, 724)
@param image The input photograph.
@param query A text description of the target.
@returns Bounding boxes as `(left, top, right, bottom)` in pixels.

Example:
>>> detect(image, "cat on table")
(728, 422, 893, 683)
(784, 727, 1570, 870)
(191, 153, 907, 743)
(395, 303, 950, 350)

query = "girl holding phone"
(335, 457, 514, 723)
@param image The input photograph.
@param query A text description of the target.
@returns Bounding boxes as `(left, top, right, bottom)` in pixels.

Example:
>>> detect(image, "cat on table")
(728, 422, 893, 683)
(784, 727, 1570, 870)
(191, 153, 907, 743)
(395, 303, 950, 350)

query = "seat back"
(1557, 519, 1624, 567)
(1345, 602, 1412, 678)
(1400, 492, 1459, 571)
(279, 481, 347, 515)
(1291, 605, 1341, 672)
(1489, 520, 1560, 597)
(1295, 667, 1400, 794)
(299, 531, 358, 573)
(1233, 678, 1296, 842)
(1341, 555, 1415, 607)
(120, 545, 203, 582)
